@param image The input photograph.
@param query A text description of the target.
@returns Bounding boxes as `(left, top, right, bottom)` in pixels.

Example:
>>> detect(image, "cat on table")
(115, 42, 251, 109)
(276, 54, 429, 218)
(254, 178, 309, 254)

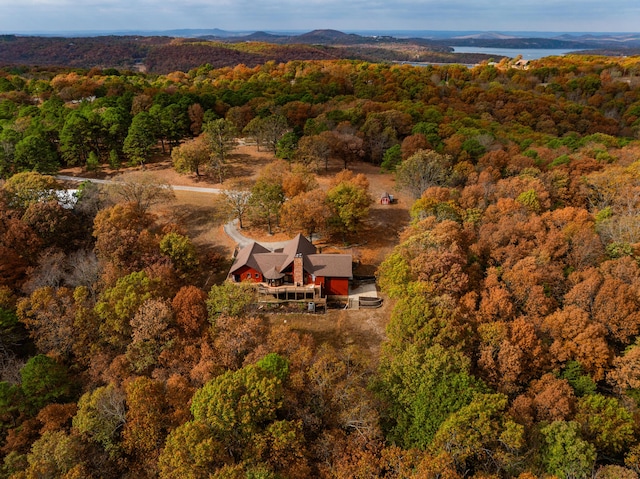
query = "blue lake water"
(453, 46, 581, 60)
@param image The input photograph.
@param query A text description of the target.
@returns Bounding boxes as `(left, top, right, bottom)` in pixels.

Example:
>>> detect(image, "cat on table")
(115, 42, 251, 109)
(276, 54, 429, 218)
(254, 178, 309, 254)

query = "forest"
(1, 52, 640, 478)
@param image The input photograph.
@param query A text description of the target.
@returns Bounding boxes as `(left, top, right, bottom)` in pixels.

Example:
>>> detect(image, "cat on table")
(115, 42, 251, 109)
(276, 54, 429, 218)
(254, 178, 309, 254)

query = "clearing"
(59, 143, 412, 361)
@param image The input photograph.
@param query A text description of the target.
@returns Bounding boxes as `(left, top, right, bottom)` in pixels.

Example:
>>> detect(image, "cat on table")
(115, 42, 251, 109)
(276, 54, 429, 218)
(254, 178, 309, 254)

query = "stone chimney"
(293, 253, 304, 286)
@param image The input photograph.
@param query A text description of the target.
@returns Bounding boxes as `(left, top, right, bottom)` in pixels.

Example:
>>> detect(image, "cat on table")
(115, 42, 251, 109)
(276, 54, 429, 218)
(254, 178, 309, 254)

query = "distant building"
(380, 192, 395, 205)
(229, 233, 352, 297)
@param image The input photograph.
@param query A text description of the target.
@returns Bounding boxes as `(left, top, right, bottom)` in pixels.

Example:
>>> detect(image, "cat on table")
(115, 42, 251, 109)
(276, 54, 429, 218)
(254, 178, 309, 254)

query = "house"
(229, 233, 352, 297)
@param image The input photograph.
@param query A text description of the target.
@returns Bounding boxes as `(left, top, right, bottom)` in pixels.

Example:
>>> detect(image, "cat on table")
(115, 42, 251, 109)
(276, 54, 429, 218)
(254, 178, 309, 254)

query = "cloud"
(0, 0, 638, 33)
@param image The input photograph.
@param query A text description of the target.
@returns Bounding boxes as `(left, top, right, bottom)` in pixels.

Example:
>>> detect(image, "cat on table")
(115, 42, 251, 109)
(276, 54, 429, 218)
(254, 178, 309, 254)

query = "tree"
(328, 129, 365, 170)
(223, 187, 251, 229)
(326, 175, 372, 242)
(107, 171, 175, 213)
(159, 232, 199, 274)
(126, 298, 174, 373)
(59, 110, 95, 166)
(249, 178, 285, 235)
(190, 363, 283, 452)
(244, 114, 289, 154)
(0, 126, 22, 178)
(206, 281, 256, 320)
(151, 103, 189, 153)
(2, 171, 62, 210)
(297, 133, 331, 171)
(541, 421, 596, 479)
(280, 188, 330, 242)
(123, 111, 157, 166)
(100, 105, 131, 157)
(22, 199, 79, 251)
(171, 136, 210, 177)
(158, 420, 229, 479)
(376, 343, 487, 450)
(172, 286, 207, 335)
(73, 383, 126, 454)
(17, 286, 77, 357)
(395, 149, 452, 199)
(276, 131, 299, 163)
(13, 134, 59, 174)
(380, 144, 402, 172)
(542, 306, 611, 381)
(574, 394, 635, 456)
(122, 377, 167, 463)
(20, 354, 72, 414)
(21, 430, 87, 479)
(527, 373, 576, 423)
(94, 270, 161, 349)
(204, 118, 237, 183)
(92, 202, 159, 274)
(188, 103, 205, 135)
(281, 163, 318, 198)
(0, 201, 42, 290)
(430, 393, 524, 475)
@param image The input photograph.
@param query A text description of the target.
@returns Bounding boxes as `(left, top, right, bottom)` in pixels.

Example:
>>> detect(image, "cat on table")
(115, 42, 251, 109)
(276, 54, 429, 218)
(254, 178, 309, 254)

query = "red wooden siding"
(232, 265, 263, 283)
(323, 277, 349, 296)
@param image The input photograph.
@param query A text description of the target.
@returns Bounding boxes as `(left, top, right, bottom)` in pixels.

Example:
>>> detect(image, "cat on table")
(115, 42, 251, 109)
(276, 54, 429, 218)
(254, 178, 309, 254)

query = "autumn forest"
(1, 49, 640, 479)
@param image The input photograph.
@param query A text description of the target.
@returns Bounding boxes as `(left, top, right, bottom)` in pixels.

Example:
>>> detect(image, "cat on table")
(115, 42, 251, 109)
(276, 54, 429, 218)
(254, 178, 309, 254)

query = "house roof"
(229, 234, 352, 280)
(229, 241, 270, 274)
(308, 254, 353, 278)
(279, 233, 317, 273)
(253, 253, 287, 276)
(263, 266, 285, 280)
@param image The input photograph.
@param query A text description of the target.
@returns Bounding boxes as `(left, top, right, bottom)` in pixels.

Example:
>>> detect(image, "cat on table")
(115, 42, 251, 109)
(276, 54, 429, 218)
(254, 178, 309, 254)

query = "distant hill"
(440, 33, 640, 49)
(2, 28, 635, 74)
(0, 30, 465, 73)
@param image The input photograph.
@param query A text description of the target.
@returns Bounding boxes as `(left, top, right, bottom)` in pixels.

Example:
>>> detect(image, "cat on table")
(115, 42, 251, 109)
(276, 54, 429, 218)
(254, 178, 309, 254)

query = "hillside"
(0, 31, 489, 73)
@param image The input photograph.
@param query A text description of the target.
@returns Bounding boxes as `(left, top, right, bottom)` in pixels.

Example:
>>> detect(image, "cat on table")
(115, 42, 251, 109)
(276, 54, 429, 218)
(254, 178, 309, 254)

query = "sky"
(0, 0, 638, 34)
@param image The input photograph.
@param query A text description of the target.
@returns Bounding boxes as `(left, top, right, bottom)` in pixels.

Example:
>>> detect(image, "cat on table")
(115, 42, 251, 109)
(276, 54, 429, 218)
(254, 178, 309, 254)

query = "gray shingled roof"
(229, 241, 270, 274)
(279, 233, 317, 273)
(229, 235, 352, 279)
(263, 266, 285, 280)
(308, 254, 353, 278)
(253, 253, 287, 276)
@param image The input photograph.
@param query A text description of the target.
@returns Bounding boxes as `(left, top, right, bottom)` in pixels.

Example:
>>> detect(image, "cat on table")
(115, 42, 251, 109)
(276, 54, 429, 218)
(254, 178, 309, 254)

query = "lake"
(453, 46, 581, 60)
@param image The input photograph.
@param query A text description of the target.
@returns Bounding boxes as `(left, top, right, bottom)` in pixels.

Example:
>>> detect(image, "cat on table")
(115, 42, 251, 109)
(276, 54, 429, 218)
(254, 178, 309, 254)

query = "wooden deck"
(256, 284, 326, 306)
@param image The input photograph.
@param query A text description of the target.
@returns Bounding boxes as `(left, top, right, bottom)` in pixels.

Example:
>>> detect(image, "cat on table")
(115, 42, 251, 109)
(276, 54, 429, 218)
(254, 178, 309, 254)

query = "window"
(255, 273, 260, 279)
(246, 273, 251, 279)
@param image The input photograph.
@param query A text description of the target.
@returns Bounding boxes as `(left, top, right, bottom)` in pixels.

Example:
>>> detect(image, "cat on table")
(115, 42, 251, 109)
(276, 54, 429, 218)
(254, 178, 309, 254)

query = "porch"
(256, 283, 325, 305)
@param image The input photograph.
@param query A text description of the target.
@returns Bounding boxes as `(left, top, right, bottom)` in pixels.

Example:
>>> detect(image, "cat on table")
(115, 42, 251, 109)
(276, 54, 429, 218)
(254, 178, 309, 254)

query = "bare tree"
(65, 249, 101, 299)
(223, 187, 252, 229)
(107, 171, 175, 213)
(21, 250, 67, 294)
(0, 348, 24, 384)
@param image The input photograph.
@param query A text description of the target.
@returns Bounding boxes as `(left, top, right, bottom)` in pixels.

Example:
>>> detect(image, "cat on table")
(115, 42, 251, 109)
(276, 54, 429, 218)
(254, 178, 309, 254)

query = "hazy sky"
(1, 0, 638, 34)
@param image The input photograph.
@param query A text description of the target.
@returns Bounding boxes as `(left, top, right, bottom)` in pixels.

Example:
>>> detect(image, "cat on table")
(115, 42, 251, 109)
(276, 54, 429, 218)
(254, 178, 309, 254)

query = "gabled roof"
(279, 233, 317, 273)
(253, 253, 287, 276)
(308, 254, 353, 278)
(263, 266, 285, 280)
(229, 241, 270, 274)
(229, 235, 352, 280)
